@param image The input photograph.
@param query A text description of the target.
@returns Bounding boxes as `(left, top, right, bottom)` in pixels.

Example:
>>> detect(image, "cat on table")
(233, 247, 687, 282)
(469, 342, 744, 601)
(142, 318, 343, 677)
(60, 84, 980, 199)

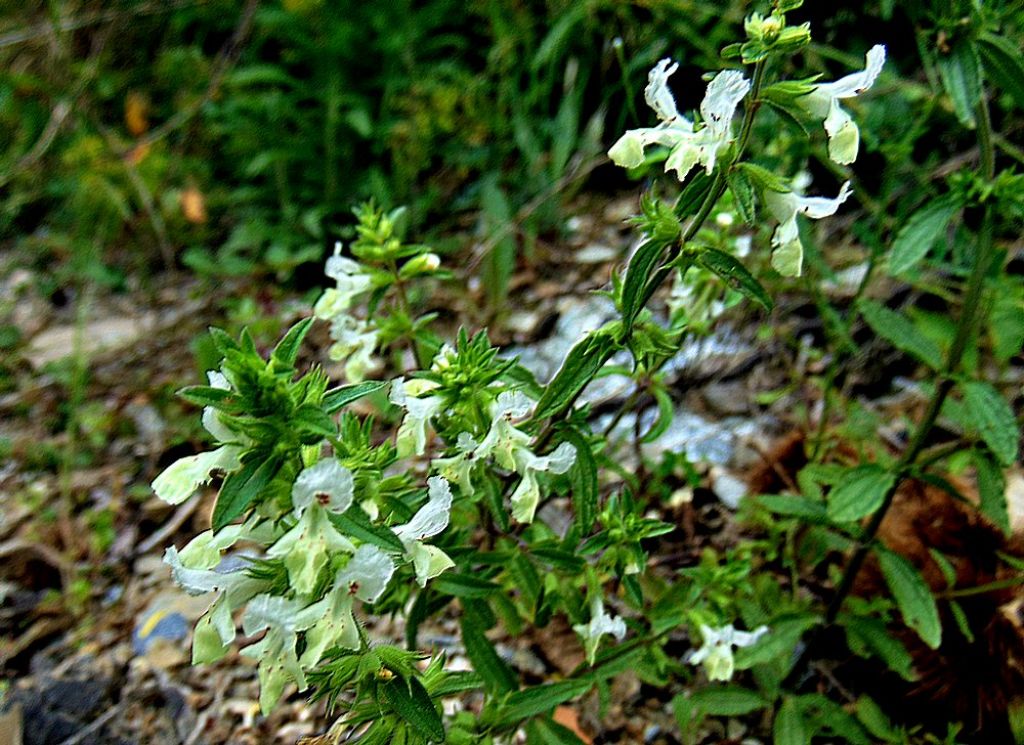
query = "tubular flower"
(325, 314, 379, 382)
(573, 597, 627, 665)
(313, 243, 374, 320)
(393, 476, 455, 586)
(390, 377, 444, 457)
(152, 370, 245, 505)
(797, 45, 886, 165)
(686, 623, 769, 681)
(765, 181, 853, 277)
(608, 59, 750, 182)
(267, 459, 357, 596)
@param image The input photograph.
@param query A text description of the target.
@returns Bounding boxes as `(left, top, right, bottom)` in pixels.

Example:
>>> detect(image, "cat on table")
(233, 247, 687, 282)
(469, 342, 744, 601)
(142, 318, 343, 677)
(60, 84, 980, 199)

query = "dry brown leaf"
(125, 92, 149, 137)
(181, 186, 208, 224)
(554, 706, 592, 743)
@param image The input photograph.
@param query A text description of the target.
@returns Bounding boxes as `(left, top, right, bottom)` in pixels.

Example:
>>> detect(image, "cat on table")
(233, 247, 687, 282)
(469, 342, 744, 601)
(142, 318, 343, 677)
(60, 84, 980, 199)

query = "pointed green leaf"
(841, 614, 917, 681)
(558, 428, 598, 532)
(496, 679, 592, 725)
(532, 330, 618, 423)
(960, 381, 1019, 466)
(432, 573, 501, 598)
(936, 40, 982, 127)
(212, 453, 281, 530)
(859, 299, 943, 369)
(888, 198, 958, 275)
(774, 698, 808, 745)
(178, 385, 236, 409)
(293, 403, 337, 437)
(827, 465, 896, 523)
(978, 32, 1024, 110)
(689, 686, 767, 716)
(727, 168, 757, 225)
(694, 247, 772, 311)
(329, 504, 405, 553)
(974, 449, 1010, 537)
(323, 380, 388, 413)
(877, 546, 942, 649)
(460, 600, 518, 694)
(271, 317, 314, 367)
(621, 239, 668, 328)
(381, 677, 444, 742)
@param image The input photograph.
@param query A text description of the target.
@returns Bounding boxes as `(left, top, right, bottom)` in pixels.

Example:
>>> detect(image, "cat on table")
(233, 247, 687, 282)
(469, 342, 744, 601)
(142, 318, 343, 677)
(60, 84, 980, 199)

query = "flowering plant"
(153, 0, 1022, 740)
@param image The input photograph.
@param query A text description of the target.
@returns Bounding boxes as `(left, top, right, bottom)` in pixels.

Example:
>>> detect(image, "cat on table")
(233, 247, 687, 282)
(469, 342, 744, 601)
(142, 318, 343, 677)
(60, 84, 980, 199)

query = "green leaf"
(208, 326, 240, 355)
(735, 614, 819, 670)
(738, 162, 790, 193)
(949, 599, 975, 643)
(460, 600, 518, 694)
(212, 453, 280, 530)
(827, 465, 896, 523)
(532, 331, 617, 423)
(178, 385, 236, 408)
(978, 32, 1024, 110)
(689, 686, 767, 716)
(841, 614, 917, 681)
(774, 698, 808, 745)
(271, 317, 314, 367)
(755, 495, 828, 521)
(673, 170, 715, 219)
(324, 380, 388, 413)
(559, 428, 598, 532)
(974, 449, 1010, 537)
(936, 40, 982, 127)
(496, 679, 592, 725)
(432, 573, 500, 598)
(530, 546, 585, 573)
(508, 553, 542, 612)
(621, 239, 669, 328)
(888, 198, 958, 275)
(329, 505, 405, 553)
(727, 168, 757, 225)
(526, 717, 589, 745)
(640, 385, 675, 444)
(876, 546, 942, 649)
(960, 381, 1019, 466)
(694, 247, 773, 311)
(292, 403, 337, 437)
(855, 696, 900, 743)
(381, 677, 445, 742)
(859, 299, 943, 369)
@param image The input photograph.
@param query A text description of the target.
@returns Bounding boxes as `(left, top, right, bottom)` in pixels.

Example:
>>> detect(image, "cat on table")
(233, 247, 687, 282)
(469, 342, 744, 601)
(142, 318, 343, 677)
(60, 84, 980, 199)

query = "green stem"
(824, 97, 997, 625)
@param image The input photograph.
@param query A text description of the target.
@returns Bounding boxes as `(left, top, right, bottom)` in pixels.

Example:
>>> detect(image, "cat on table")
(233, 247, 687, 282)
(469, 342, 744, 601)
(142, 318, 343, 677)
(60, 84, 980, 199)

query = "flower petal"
(292, 458, 354, 516)
(152, 444, 242, 505)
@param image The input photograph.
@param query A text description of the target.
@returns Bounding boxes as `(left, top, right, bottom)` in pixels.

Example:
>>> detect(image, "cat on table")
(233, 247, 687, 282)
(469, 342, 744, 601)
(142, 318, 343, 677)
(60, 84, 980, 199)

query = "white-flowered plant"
(609, 60, 750, 182)
(392, 475, 455, 586)
(152, 370, 245, 505)
(573, 597, 628, 665)
(687, 624, 769, 682)
(796, 44, 886, 165)
(766, 180, 853, 276)
(151, 8, 931, 741)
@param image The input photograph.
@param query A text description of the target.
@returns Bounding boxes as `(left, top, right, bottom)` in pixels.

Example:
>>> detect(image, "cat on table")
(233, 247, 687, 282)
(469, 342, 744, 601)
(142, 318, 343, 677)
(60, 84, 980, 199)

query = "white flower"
(326, 314, 379, 382)
(430, 432, 480, 496)
(798, 45, 886, 165)
(291, 458, 354, 516)
(508, 441, 576, 524)
(393, 476, 455, 586)
(299, 545, 397, 671)
(152, 370, 247, 505)
(608, 60, 750, 182)
(686, 624, 769, 682)
(241, 594, 326, 713)
(163, 538, 268, 665)
(390, 377, 444, 457)
(573, 597, 627, 665)
(313, 243, 373, 319)
(765, 181, 853, 277)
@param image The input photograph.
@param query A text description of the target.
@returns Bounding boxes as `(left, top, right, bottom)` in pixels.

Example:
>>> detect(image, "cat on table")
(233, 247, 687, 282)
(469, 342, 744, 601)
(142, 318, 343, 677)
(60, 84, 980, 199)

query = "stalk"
(824, 97, 997, 624)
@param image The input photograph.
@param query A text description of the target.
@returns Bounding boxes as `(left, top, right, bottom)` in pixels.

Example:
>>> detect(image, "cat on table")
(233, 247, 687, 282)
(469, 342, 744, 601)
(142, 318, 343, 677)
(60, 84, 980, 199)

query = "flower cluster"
(391, 374, 577, 524)
(314, 243, 380, 382)
(608, 42, 884, 277)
